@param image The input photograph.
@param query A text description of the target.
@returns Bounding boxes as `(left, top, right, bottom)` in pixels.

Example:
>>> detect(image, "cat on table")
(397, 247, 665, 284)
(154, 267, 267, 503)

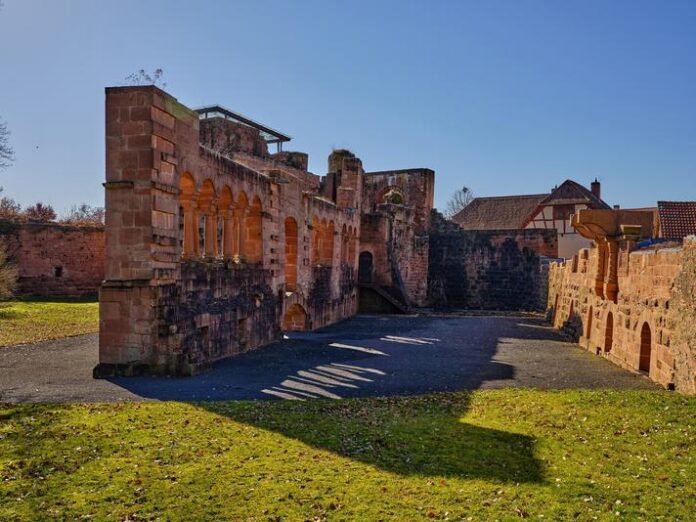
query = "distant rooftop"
(658, 201, 696, 239)
(196, 105, 291, 145)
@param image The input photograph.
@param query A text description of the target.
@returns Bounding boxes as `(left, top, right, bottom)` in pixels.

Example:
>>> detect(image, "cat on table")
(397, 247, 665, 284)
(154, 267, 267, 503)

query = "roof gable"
(541, 179, 610, 209)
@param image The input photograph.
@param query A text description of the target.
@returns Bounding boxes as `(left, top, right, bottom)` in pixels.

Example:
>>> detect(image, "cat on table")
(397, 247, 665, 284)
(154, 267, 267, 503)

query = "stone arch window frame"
(245, 195, 264, 264)
(604, 311, 614, 353)
(284, 216, 299, 291)
(639, 322, 652, 374)
(236, 191, 250, 260)
(179, 172, 199, 259)
(198, 179, 218, 259)
(218, 185, 235, 259)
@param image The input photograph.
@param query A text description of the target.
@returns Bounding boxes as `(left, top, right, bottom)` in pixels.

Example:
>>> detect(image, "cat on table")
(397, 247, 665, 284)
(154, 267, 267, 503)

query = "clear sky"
(1, 0, 695, 214)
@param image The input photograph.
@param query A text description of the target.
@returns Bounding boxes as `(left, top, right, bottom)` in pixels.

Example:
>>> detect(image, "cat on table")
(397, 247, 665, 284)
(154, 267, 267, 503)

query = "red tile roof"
(658, 201, 696, 239)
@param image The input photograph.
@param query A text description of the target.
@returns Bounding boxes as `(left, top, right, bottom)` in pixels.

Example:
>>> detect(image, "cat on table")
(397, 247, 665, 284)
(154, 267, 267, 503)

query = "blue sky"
(0, 0, 695, 214)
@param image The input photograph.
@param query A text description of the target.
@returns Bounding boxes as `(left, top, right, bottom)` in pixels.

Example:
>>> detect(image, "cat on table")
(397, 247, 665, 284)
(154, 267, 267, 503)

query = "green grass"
(0, 299, 99, 347)
(1, 390, 694, 521)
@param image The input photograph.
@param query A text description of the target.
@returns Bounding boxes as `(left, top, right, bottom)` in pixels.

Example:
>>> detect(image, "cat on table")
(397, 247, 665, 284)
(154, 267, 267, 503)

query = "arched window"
(311, 216, 321, 265)
(604, 312, 613, 352)
(198, 179, 217, 258)
(219, 186, 234, 258)
(322, 220, 335, 265)
(179, 173, 197, 258)
(246, 196, 263, 263)
(282, 303, 309, 332)
(236, 192, 249, 258)
(639, 323, 652, 373)
(284, 217, 298, 291)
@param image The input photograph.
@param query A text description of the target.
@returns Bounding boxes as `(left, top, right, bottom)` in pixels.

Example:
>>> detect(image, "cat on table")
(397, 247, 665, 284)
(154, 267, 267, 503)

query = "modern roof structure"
(196, 105, 291, 145)
(657, 201, 696, 239)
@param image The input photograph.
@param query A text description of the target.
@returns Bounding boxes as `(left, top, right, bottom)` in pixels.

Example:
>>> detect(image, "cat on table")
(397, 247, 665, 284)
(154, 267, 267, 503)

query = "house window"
(553, 204, 575, 221)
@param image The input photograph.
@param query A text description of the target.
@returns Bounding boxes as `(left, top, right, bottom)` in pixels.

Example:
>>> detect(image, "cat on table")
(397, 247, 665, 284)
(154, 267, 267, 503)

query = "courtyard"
(0, 314, 657, 403)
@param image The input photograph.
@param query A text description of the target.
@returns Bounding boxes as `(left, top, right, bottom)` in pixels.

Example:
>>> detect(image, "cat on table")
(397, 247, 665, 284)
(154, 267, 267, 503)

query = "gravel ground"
(0, 314, 657, 403)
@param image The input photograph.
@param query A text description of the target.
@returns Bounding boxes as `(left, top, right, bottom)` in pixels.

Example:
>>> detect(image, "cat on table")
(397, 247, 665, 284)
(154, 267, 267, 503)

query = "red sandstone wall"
(548, 238, 696, 394)
(0, 219, 104, 297)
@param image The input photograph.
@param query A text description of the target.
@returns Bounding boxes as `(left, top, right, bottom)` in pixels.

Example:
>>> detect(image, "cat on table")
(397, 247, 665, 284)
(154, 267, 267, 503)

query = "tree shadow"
(104, 315, 557, 482)
(200, 392, 543, 483)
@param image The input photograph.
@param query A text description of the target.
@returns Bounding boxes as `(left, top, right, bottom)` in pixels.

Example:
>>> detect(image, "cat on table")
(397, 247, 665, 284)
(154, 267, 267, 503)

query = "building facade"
(96, 86, 433, 376)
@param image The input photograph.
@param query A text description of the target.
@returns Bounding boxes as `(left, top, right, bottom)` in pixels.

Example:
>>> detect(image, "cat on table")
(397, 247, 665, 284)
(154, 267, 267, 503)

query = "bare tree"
(23, 202, 57, 222)
(61, 204, 105, 226)
(443, 186, 474, 219)
(125, 68, 166, 88)
(0, 117, 13, 170)
(0, 238, 17, 301)
(0, 187, 21, 220)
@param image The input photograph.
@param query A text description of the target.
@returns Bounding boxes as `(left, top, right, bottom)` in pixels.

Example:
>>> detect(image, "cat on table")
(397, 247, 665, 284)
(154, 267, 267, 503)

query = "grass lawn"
(0, 299, 99, 347)
(1, 390, 694, 521)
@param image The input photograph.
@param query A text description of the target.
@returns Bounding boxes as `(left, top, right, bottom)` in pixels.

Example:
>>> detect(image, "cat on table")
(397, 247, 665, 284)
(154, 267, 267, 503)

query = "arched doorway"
(639, 322, 652, 373)
(284, 217, 298, 291)
(282, 304, 308, 331)
(358, 251, 373, 284)
(604, 312, 613, 353)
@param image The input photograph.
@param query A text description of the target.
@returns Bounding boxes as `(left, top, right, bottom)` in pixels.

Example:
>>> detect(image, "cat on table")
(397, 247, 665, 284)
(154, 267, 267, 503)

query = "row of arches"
(179, 175, 359, 294)
(309, 218, 358, 267)
(585, 307, 652, 374)
(179, 173, 263, 262)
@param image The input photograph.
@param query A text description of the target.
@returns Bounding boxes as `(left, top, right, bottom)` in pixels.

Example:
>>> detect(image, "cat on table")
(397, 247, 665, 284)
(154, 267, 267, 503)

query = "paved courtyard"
(0, 315, 657, 403)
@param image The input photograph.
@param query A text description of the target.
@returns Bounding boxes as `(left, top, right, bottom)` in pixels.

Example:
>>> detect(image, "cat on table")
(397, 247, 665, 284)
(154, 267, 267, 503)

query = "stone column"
(595, 240, 606, 298)
(235, 207, 247, 258)
(203, 204, 218, 258)
(605, 238, 619, 303)
(180, 197, 197, 259)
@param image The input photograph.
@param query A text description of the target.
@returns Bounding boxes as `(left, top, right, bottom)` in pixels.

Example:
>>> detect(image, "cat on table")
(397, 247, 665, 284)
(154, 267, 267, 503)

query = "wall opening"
(284, 217, 298, 291)
(586, 306, 593, 338)
(246, 196, 263, 263)
(604, 312, 613, 353)
(282, 303, 309, 332)
(358, 251, 373, 284)
(639, 322, 652, 373)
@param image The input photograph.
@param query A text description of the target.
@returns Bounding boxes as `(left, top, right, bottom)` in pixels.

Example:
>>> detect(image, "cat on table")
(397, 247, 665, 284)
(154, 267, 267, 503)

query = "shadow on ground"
(201, 391, 543, 482)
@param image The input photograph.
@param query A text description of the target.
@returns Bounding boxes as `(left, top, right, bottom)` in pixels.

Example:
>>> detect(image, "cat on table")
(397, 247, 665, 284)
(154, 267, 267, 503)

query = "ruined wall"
(98, 86, 362, 376)
(360, 168, 434, 307)
(0, 219, 104, 297)
(548, 237, 696, 393)
(428, 214, 557, 310)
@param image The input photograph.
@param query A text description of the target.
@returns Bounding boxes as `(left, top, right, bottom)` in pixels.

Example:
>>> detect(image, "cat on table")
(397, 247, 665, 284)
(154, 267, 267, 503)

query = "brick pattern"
(0, 219, 104, 297)
(547, 238, 696, 394)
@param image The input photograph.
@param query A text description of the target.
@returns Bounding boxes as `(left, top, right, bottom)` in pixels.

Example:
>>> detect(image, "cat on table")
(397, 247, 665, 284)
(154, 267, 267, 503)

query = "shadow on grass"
(200, 392, 543, 482)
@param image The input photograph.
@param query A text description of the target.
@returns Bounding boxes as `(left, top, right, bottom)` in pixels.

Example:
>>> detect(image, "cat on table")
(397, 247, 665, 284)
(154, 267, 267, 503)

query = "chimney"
(591, 178, 601, 199)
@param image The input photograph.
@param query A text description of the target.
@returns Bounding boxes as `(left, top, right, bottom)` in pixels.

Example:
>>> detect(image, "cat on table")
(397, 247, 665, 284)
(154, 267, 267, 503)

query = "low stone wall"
(0, 219, 104, 297)
(427, 218, 557, 310)
(548, 237, 696, 393)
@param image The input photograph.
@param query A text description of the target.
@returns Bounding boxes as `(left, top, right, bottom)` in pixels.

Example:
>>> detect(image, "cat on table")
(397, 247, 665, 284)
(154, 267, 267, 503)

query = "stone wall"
(548, 237, 696, 393)
(98, 86, 428, 376)
(428, 212, 557, 310)
(0, 219, 104, 297)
